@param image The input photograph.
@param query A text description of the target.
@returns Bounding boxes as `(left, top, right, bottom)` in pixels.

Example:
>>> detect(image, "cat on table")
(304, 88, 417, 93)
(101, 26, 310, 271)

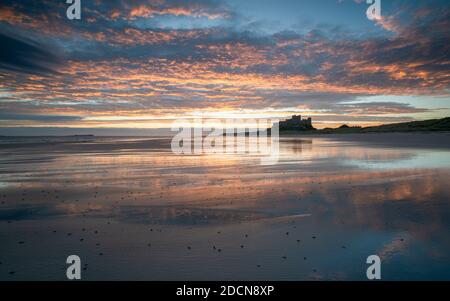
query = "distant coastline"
(278, 117, 450, 135)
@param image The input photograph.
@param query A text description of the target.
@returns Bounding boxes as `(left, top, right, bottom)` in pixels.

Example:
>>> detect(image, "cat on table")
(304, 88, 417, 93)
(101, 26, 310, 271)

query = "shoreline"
(280, 131, 450, 149)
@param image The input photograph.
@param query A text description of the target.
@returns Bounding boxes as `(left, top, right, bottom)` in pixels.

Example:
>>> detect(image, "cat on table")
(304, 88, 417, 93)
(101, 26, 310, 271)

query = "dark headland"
(276, 115, 450, 135)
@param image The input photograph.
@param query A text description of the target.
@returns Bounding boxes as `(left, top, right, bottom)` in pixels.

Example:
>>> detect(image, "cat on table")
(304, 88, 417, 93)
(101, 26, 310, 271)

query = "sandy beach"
(0, 133, 450, 280)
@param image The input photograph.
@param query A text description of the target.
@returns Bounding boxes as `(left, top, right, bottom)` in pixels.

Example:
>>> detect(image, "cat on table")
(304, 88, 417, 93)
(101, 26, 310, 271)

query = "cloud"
(0, 32, 61, 75)
(0, 113, 82, 122)
(336, 102, 431, 115)
(0, 0, 448, 128)
(123, 0, 230, 20)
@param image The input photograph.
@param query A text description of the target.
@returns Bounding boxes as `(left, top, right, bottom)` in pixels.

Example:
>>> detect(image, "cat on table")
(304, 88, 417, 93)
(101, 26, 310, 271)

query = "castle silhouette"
(278, 115, 315, 131)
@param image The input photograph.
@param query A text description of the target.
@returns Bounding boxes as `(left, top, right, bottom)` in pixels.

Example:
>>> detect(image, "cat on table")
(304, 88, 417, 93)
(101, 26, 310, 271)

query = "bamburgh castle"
(278, 115, 315, 131)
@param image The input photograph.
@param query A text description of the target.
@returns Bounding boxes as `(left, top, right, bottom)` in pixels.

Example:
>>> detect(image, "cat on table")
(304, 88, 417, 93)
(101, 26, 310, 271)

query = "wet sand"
(0, 133, 450, 280)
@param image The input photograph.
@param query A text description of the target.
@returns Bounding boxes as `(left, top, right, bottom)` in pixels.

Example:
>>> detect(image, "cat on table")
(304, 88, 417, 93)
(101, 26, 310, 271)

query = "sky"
(0, 0, 449, 134)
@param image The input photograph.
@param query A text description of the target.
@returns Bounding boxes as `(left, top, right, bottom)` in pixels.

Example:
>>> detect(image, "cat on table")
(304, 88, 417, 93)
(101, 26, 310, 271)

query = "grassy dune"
(280, 117, 450, 134)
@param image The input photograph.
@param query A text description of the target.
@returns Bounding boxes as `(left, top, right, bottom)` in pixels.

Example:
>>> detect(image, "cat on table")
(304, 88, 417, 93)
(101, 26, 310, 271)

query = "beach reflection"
(0, 134, 449, 280)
